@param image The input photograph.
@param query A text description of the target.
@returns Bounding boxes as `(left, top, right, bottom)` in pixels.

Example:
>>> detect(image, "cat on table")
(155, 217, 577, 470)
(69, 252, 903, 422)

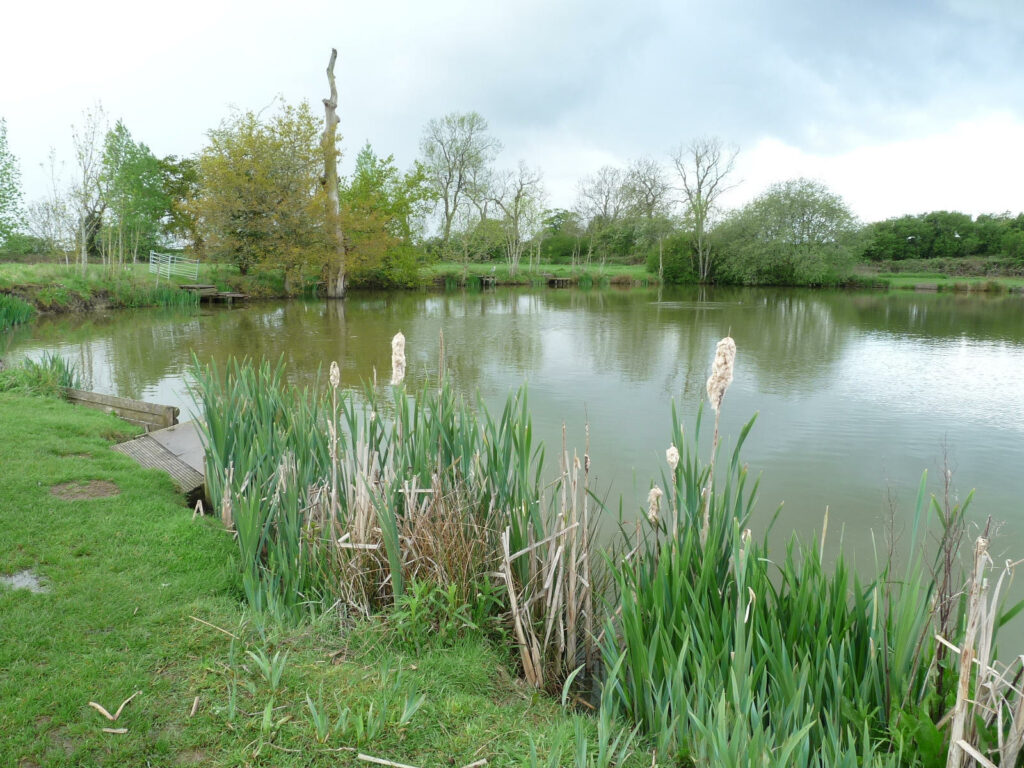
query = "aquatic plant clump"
(0, 293, 34, 331)
(192, 346, 597, 690)
(0, 352, 81, 396)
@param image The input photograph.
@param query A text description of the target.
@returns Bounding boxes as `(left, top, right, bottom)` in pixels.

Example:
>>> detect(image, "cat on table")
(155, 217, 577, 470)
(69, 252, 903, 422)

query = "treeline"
(2, 104, 1022, 289)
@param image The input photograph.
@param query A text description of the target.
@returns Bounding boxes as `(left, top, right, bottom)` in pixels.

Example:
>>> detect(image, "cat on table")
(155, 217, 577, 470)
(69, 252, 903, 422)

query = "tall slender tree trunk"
(322, 48, 346, 299)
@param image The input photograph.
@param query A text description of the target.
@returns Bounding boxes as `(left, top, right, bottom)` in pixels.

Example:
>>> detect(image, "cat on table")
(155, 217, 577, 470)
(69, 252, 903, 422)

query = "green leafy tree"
(193, 101, 326, 277)
(715, 178, 858, 285)
(100, 121, 172, 262)
(0, 117, 25, 246)
(539, 208, 584, 264)
(159, 155, 200, 247)
(340, 143, 429, 287)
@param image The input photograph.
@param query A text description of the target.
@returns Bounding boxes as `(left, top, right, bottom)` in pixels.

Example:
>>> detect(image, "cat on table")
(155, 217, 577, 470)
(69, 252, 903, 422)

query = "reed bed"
(192, 338, 1023, 766)
(0, 293, 34, 331)
(192, 354, 599, 689)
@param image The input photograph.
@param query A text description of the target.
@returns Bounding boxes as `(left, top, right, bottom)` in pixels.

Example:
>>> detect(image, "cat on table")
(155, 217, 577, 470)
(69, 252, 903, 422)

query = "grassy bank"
(424, 261, 657, 287)
(0, 390, 639, 766)
(873, 272, 1024, 292)
(0, 261, 297, 314)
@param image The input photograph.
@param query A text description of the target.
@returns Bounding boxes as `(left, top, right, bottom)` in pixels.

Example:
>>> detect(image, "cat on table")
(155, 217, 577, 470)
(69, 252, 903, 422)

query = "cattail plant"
(391, 331, 406, 385)
(701, 335, 735, 548)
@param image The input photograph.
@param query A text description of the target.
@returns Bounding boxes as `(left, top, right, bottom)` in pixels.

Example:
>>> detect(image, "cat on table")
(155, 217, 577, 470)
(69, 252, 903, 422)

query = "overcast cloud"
(3, 0, 1022, 223)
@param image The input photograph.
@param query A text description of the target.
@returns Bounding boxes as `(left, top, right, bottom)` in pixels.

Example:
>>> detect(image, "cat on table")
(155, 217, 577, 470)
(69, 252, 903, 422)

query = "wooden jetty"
(178, 284, 248, 303)
(66, 389, 179, 431)
(547, 276, 573, 288)
(112, 421, 206, 505)
(479, 275, 497, 288)
(65, 388, 207, 504)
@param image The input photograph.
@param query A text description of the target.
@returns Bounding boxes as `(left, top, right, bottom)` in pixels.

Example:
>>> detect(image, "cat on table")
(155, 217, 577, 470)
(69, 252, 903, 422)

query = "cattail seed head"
(666, 444, 680, 472)
(329, 360, 340, 389)
(646, 486, 663, 525)
(706, 336, 736, 412)
(391, 331, 406, 385)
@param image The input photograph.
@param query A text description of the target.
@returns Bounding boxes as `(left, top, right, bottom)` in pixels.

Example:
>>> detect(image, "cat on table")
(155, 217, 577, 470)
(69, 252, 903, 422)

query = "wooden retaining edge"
(65, 389, 179, 431)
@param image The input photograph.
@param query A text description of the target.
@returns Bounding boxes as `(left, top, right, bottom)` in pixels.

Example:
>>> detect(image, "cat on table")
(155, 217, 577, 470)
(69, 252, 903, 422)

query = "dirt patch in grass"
(175, 748, 208, 765)
(50, 480, 120, 500)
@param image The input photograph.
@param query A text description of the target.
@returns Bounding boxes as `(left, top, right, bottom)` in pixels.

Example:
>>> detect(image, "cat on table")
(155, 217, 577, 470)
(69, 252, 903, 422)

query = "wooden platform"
(178, 284, 248, 303)
(112, 421, 206, 505)
(547, 276, 573, 288)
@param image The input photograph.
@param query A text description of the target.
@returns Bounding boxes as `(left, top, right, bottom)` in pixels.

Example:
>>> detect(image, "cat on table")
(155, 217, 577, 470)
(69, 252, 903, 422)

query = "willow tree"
(322, 48, 346, 298)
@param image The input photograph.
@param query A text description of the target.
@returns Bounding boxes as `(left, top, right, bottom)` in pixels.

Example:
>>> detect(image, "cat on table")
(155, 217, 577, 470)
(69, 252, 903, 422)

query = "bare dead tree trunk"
(322, 48, 346, 299)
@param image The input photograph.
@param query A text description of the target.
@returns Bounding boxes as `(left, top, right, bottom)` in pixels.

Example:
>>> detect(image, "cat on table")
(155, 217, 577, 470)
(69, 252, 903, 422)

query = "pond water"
(6, 285, 1024, 576)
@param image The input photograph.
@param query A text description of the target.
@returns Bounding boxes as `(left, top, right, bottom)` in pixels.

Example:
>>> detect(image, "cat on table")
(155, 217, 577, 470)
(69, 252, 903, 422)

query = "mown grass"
(0, 390, 647, 767)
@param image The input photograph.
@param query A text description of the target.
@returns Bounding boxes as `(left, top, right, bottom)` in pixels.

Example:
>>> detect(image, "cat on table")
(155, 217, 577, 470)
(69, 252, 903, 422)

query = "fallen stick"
(189, 615, 239, 640)
(88, 690, 141, 722)
(357, 753, 420, 768)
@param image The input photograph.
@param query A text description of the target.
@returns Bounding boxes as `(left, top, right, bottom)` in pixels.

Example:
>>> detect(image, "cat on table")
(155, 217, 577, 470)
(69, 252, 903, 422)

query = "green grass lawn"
(0, 393, 637, 767)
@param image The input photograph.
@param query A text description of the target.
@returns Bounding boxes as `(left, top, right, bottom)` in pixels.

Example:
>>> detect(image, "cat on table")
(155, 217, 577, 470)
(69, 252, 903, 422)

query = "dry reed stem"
(221, 463, 234, 530)
(88, 690, 141, 722)
(189, 615, 240, 640)
(357, 753, 420, 768)
(946, 536, 989, 768)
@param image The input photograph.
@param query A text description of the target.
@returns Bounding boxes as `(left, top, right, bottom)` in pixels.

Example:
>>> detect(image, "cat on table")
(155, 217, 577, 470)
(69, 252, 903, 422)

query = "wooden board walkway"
(112, 421, 206, 505)
(178, 284, 248, 303)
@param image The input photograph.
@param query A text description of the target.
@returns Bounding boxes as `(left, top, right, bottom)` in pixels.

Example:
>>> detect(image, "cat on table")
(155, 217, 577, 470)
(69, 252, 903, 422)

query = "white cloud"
(728, 113, 1024, 221)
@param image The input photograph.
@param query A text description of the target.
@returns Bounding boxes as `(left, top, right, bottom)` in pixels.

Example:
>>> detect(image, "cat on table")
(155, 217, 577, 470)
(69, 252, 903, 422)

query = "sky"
(2, 0, 1023, 224)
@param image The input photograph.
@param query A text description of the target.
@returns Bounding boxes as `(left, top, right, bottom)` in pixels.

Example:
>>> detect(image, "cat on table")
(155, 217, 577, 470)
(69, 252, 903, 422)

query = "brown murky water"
(7, 285, 1024, 596)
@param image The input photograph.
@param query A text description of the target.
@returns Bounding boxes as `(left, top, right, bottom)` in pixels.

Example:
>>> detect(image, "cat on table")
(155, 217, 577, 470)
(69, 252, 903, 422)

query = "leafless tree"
(321, 48, 346, 298)
(491, 161, 544, 277)
(26, 149, 76, 262)
(419, 111, 501, 248)
(70, 104, 108, 273)
(575, 165, 627, 227)
(671, 137, 738, 282)
(622, 156, 671, 220)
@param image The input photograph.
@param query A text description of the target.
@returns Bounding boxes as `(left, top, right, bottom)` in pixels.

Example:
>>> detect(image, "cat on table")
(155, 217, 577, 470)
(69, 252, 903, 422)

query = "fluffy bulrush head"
(329, 360, 340, 389)
(391, 331, 406, 385)
(666, 444, 680, 472)
(647, 486, 663, 525)
(706, 336, 736, 412)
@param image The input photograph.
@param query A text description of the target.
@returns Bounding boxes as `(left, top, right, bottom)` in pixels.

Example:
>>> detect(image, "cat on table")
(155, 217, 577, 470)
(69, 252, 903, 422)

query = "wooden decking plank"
(112, 435, 205, 502)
